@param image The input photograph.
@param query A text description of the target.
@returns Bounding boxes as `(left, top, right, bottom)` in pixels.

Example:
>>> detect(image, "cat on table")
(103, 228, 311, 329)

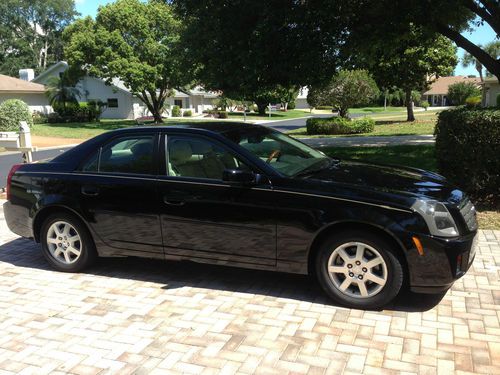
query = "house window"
(174, 99, 183, 108)
(108, 98, 118, 108)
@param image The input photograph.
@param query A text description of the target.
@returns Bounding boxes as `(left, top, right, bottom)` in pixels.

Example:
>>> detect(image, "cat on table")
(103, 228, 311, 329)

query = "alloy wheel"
(46, 221, 82, 265)
(327, 241, 388, 298)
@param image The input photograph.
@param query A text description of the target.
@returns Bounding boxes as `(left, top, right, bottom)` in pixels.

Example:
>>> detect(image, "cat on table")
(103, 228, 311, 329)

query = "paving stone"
(0, 202, 498, 374)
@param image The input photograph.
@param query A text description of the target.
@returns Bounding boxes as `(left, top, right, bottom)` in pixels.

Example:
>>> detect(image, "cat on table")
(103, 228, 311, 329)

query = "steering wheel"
(266, 149, 281, 163)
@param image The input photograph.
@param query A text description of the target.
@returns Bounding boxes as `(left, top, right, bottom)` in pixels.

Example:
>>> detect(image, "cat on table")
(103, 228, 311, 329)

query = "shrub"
(421, 101, 430, 111)
(32, 111, 48, 124)
(171, 105, 181, 117)
(183, 110, 192, 117)
(497, 94, 500, 107)
(316, 105, 333, 110)
(287, 101, 296, 110)
(447, 81, 481, 105)
(306, 116, 375, 135)
(0, 99, 33, 131)
(465, 95, 481, 107)
(218, 111, 228, 119)
(435, 107, 500, 205)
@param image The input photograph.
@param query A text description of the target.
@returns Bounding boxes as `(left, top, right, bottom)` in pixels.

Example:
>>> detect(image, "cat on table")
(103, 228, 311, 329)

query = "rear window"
(81, 135, 155, 175)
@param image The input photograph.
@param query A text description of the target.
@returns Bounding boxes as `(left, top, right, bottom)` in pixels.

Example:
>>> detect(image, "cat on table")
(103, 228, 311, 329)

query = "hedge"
(306, 116, 375, 135)
(171, 105, 181, 117)
(0, 99, 33, 131)
(435, 107, 500, 205)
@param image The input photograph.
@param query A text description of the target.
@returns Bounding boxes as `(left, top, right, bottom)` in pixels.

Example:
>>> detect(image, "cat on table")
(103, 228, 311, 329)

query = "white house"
(482, 77, 500, 107)
(295, 87, 310, 109)
(31, 61, 218, 119)
(0, 74, 50, 113)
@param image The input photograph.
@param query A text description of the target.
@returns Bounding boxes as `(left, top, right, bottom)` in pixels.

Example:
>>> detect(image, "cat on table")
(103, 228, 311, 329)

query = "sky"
(76, 0, 497, 77)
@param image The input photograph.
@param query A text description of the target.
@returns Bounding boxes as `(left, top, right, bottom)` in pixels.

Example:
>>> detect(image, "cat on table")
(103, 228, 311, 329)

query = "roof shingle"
(0, 74, 46, 93)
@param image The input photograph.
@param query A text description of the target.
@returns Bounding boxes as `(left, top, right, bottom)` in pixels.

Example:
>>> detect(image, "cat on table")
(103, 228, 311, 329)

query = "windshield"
(223, 127, 329, 177)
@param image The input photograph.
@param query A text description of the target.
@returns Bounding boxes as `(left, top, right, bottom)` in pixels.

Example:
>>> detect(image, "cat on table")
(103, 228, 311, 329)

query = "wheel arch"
(33, 205, 90, 243)
(306, 220, 409, 277)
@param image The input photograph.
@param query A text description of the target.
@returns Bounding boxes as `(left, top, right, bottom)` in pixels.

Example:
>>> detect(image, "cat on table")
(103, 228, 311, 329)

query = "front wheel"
(40, 213, 96, 272)
(315, 231, 404, 309)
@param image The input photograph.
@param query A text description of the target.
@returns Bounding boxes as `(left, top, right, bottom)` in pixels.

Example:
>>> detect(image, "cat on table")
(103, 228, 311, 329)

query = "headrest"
(131, 141, 152, 158)
(170, 140, 193, 163)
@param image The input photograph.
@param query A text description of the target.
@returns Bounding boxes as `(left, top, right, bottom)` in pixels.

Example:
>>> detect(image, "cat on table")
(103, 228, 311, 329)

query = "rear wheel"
(315, 231, 404, 309)
(40, 213, 96, 272)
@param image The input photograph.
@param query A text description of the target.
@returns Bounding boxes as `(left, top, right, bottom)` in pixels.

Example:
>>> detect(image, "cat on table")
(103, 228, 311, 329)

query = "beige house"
(0, 74, 50, 113)
(481, 77, 500, 107)
(422, 76, 481, 107)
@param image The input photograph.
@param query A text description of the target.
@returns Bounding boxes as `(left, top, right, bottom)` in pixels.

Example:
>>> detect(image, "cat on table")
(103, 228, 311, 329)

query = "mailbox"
(0, 132, 20, 148)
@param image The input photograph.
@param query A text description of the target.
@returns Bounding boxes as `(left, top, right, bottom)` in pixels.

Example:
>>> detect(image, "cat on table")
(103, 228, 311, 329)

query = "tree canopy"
(309, 70, 379, 118)
(0, 0, 77, 76)
(354, 27, 457, 121)
(64, 0, 188, 123)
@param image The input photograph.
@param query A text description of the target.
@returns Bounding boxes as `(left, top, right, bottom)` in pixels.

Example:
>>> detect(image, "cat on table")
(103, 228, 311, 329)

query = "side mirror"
(222, 169, 256, 186)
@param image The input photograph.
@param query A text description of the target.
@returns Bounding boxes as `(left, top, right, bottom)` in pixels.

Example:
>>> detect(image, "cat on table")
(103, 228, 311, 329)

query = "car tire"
(315, 230, 404, 309)
(40, 212, 97, 272)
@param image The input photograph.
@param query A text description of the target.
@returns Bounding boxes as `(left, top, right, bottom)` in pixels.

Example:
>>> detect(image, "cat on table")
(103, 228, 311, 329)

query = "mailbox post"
(19, 121, 33, 163)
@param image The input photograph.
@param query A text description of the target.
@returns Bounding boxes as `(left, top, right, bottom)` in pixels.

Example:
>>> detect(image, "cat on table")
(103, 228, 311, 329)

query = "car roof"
(113, 121, 271, 135)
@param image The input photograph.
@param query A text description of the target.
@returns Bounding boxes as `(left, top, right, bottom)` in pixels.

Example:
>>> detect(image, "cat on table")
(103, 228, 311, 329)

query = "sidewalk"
(301, 135, 435, 148)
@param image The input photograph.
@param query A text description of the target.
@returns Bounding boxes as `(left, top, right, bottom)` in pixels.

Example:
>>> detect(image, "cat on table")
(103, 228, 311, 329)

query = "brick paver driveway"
(1, 203, 499, 374)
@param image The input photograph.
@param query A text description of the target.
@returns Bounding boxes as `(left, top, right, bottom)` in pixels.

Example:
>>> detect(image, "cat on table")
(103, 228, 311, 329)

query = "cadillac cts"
(4, 123, 477, 309)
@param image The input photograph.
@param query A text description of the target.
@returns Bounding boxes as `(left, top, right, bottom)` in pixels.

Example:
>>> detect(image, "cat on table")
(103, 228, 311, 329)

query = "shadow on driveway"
(0, 237, 445, 312)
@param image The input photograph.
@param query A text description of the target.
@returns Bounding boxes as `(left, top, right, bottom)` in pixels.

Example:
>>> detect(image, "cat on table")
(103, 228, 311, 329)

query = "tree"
(45, 75, 80, 113)
(341, 0, 500, 82)
(64, 0, 188, 123)
(174, 1, 346, 110)
(447, 82, 482, 105)
(462, 41, 500, 81)
(0, 0, 77, 76)
(357, 28, 457, 121)
(310, 70, 379, 118)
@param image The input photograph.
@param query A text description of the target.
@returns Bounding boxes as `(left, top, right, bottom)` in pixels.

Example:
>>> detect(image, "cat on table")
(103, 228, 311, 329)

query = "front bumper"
(3, 201, 34, 239)
(407, 231, 477, 293)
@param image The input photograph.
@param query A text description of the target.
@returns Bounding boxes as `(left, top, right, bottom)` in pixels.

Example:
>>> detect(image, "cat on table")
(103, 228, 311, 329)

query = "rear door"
(77, 131, 163, 257)
(158, 132, 277, 265)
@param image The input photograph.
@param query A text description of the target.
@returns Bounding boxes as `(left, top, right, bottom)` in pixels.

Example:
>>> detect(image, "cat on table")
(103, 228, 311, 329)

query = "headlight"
(411, 199, 458, 237)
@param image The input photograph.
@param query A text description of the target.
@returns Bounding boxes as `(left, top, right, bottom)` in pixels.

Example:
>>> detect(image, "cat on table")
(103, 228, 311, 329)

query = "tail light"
(6, 164, 22, 201)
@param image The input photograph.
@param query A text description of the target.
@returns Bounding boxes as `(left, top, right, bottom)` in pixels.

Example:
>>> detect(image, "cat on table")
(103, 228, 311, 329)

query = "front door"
(78, 132, 163, 256)
(158, 133, 276, 265)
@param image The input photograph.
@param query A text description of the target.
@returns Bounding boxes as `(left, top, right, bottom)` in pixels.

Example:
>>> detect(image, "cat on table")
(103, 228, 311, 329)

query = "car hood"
(299, 159, 463, 206)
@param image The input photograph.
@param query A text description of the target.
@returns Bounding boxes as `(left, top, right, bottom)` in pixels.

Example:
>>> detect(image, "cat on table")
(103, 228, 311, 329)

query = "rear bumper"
(3, 201, 34, 239)
(407, 231, 477, 293)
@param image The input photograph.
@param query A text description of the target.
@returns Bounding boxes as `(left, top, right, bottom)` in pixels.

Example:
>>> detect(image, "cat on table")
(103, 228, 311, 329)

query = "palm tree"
(462, 41, 500, 82)
(45, 76, 80, 114)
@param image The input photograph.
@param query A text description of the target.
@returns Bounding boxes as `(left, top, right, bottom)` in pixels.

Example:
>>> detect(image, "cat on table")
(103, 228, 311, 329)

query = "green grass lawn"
(227, 109, 310, 121)
(320, 145, 437, 171)
(288, 112, 438, 138)
(348, 106, 407, 115)
(32, 118, 224, 139)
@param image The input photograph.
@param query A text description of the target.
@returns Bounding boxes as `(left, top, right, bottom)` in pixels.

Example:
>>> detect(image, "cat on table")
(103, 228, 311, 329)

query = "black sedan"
(4, 123, 477, 309)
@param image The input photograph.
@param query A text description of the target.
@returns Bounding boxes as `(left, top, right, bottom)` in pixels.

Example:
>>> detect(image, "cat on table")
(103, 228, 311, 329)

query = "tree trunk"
(476, 60, 483, 82)
(152, 109, 163, 123)
(405, 89, 415, 122)
(256, 101, 267, 116)
(338, 107, 348, 118)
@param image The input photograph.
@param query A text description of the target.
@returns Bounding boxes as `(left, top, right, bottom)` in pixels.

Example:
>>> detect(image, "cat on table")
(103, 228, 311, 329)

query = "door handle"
(163, 196, 185, 206)
(81, 185, 100, 196)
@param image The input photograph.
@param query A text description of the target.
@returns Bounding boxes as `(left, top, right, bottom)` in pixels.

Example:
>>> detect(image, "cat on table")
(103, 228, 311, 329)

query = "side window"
(167, 136, 249, 180)
(81, 135, 155, 175)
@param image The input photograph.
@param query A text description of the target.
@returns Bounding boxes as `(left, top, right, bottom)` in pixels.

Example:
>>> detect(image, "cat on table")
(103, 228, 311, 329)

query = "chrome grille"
(459, 198, 478, 231)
